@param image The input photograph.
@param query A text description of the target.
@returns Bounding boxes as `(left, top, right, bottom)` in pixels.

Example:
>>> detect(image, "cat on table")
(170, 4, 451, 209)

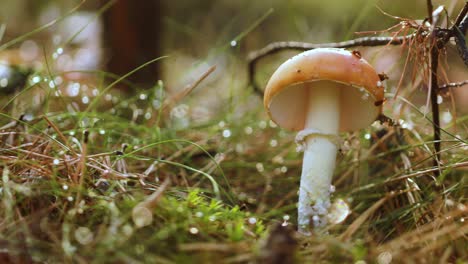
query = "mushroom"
(264, 48, 384, 234)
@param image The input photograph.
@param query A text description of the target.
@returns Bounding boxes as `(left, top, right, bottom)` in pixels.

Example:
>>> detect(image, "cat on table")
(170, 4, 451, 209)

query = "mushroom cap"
(264, 48, 385, 132)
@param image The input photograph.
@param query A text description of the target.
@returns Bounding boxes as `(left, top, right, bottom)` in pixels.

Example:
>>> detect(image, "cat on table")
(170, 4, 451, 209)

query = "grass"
(1, 2, 468, 263)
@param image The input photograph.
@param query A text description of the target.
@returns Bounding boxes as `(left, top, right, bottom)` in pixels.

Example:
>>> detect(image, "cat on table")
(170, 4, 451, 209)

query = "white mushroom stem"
(297, 82, 340, 235)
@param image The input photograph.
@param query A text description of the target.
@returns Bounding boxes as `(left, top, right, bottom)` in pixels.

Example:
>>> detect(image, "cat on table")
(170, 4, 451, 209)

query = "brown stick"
(429, 44, 441, 174)
(247, 35, 413, 95)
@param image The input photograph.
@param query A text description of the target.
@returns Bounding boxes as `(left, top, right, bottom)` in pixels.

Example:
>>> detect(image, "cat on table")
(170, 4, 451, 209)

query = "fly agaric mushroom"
(264, 48, 384, 234)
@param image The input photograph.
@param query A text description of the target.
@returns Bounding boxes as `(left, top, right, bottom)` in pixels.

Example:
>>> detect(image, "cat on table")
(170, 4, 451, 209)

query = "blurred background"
(0, 0, 466, 117)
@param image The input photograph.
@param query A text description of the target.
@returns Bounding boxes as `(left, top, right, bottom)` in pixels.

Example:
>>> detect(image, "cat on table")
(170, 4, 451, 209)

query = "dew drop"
(69, 131, 76, 136)
(269, 120, 277, 128)
(244, 126, 253, 134)
(189, 227, 199, 234)
(139, 93, 147, 100)
(222, 129, 231, 138)
(280, 166, 288, 173)
(74, 227, 93, 245)
(272, 155, 284, 164)
(53, 159, 60, 165)
(152, 99, 161, 109)
(105, 94, 112, 101)
(442, 111, 452, 123)
(377, 252, 392, 264)
(437, 95, 443, 104)
(248, 217, 257, 224)
(132, 206, 153, 228)
(256, 163, 264, 172)
(31, 76, 41, 84)
(54, 76, 63, 86)
(269, 139, 278, 147)
(195, 211, 203, 218)
(67, 82, 80, 97)
(209, 215, 216, 222)
(62, 185, 68, 190)
(283, 215, 290, 221)
(364, 133, 371, 140)
(0, 78, 8, 88)
(99, 129, 106, 135)
(48, 80, 56, 88)
(67, 196, 74, 202)
(82, 96, 89, 104)
(235, 143, 244, 153)
(218, 121, 225, 128)
(327, 198, 350, 224)
(56, 47, 64, 55)
(259, 121, 267, 129)
(230, 40, 237, 47)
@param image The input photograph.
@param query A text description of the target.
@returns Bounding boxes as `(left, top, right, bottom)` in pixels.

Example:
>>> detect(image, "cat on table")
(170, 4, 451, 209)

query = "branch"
(247, 35, 413, 95)
(439, 80, 468, 92)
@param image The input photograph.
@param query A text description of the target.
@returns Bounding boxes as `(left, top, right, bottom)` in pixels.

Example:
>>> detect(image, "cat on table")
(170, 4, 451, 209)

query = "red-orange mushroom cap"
(264, 48, 384, 132)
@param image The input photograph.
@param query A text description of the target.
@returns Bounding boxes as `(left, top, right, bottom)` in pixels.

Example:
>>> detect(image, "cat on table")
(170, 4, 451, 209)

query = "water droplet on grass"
(327, 198, 350, 224)
(99, 129, 106, 135)
(244, 126, 253, 134)
(139, 93, 147, 100)
(437, 95, 443, 104)
(442, 111, 452, 123)
(67, 82, 80, 97)
(189, 227, 199, 234)
(222, 129, 231, 138)
(364, 133, 371, 140)
(377, 252, 392, 264)
(280, 166, 288, 173)
(53, 159, 60, 165)
(269, 139, 278, 147)
(0, 78, 8, 88)
(230, 40, 237, 47)
(256, 163, 264, 172)
(82, 96, 89, 104)
(74, 227, 93, 245)
(269, 120, 277, 128)
(31, 76, 41, 84)
(132, 206, 153, 228)
(258, 121, 267, 129)
(248, 217, 257, 224)
(195, 211, 203, 218)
